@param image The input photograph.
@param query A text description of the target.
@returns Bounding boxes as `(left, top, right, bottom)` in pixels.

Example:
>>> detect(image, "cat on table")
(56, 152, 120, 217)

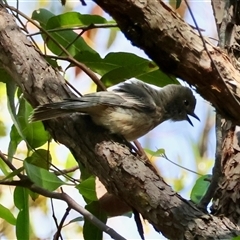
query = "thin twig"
(51, 198, 64, 240)
(161, 153, 203, 176)
(65, 80, 82, 97)
(27, 23, 118, 37)
(30, 185, 126, 240)
(53, 206, 71, 240)
(1, 150, 79, 184)
(0, 151, 25, 180)
(53, 165, 79, 176)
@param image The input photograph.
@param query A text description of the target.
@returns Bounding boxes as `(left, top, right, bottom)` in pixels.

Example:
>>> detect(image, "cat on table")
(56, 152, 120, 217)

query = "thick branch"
(0, 3, 239, 240)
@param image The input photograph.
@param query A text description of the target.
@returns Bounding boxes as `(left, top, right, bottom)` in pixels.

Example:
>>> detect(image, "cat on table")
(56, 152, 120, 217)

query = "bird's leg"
(133, 140, 147, 157)
(122, 138, 145, 157)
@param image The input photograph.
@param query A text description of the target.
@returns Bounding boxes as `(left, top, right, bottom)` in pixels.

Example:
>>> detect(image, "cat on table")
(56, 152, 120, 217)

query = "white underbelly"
(91, 107, 154, 141)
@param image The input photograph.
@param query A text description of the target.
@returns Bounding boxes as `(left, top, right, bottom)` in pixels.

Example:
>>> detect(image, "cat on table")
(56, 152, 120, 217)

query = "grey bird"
(30, 80, 199, 141)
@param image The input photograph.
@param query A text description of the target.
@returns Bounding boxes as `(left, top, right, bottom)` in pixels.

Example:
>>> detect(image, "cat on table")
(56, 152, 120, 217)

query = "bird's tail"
(29, 100, 86, 122)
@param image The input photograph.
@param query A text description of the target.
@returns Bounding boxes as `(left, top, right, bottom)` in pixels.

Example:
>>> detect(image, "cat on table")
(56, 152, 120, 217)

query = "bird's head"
(163, 85, 200, 126)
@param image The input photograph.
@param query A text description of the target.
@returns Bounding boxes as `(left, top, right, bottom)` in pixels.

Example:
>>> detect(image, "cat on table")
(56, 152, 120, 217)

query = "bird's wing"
(62, 81, 157, 112)
(112, 81, 157, 112)
(67, 88, 155, 112)
(30, 81, 157, 122)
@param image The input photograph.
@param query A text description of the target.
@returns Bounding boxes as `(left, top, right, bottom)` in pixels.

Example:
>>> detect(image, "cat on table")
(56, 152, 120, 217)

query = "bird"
(30, 80, 199, 141)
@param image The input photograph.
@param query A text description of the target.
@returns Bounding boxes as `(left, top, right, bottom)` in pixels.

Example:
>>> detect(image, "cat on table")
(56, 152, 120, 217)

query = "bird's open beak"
(186, 112, 200, 126)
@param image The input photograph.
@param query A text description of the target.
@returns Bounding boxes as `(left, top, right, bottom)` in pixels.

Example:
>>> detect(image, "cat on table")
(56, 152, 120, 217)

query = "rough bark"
(209, 0, 240, 225)
(0, 1, 239, 240)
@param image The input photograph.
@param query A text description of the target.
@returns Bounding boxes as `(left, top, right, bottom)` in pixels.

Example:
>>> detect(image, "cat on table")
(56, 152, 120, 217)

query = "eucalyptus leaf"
(83, 201, 107, 240)
(76, 176, 97, 201)
(14, 187, 29, 240)
(190, 174, 212, 204)
(24, 161, 65, 191)
(0, 203, 16, 225)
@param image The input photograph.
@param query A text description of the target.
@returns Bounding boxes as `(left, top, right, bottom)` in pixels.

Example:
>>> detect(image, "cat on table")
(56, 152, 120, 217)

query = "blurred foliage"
(190, 174, 212, 204)
(0, 1, 215, 240)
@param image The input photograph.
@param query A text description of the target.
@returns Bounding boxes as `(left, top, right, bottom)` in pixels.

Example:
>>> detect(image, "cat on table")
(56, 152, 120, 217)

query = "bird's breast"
(91, 106, 158, 141)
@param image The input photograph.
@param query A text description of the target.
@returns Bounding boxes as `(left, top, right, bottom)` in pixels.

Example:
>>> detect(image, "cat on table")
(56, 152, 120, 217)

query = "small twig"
(161, 153, 203, 176)
(133, 140, 147, 156)
(1, 152, 23, 162)
(0, 151, 25, 180)
(29, 185, 126, 240)
(53, 200, 70, 240)
(0, 177, 126, 240)
(65, 80, 82, 97)
(27, 23, 118, 37)
(57, 23, 117, 57)
(0, 150, 79, 184)
(58, 29, 83, 57)
(51, 198, 64, 240)
(53, 165, 79, 176)
(79, 0, 87, 6)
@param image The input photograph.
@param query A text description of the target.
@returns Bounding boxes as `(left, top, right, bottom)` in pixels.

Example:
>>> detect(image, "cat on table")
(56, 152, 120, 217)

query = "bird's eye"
(184, 100, 189, 106)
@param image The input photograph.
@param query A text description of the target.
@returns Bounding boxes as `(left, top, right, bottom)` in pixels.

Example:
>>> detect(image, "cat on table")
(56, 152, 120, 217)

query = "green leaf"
(0, 159, 10, 177)
(106, 28, 118, 49)
(78, 161, 92, 181)
(232, 236, 240, 240)
(8, 124, 22, 161)
(44, 56, 59, 68)
(0, 203, 16, 225)
(0, 119, 7, 136)
(76, 176, 97, 201)
(69, 216, 84, 223)
(28, 189, 39, 201)
(73, 51, 105, 74)
(144, 148, 165, 157)
(176, 0, 182, 9)
(26, 149, 52, 170)
(24, 161, 65, 191)
(14, 187, 29, 240)
(17, 98, 49, 149)
(7, 84, 48, 155)
(83, 201, 107, 240)
(100, 61, 159, 86)
(32, 8, 55, 28)
(190, 174, 212, 204)
(102, 52, 178, 87)
(32, 9, 96, 57)
(6, 79, 21, 160)
(47, 12, 107, 28)
(74, 51, 178, 87)
(1, 167, 24, 181)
